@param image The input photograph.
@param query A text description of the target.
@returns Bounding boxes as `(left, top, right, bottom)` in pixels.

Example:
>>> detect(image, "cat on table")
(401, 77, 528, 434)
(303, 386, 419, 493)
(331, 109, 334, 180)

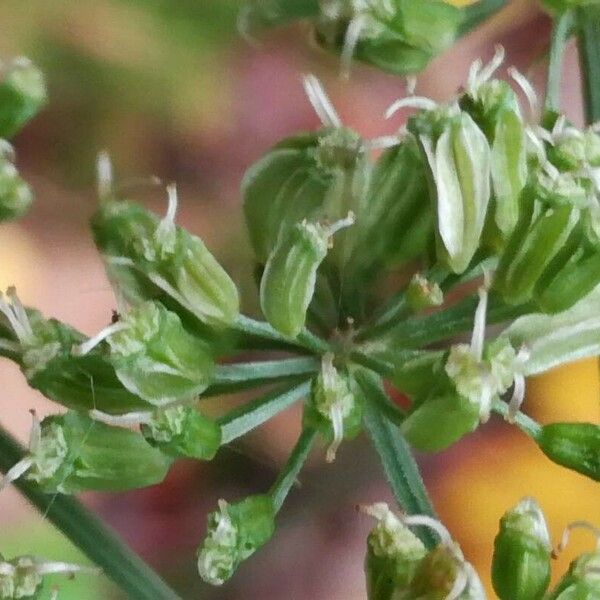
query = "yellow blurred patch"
(0, 224, 40, 296)
(445, 0, 478, 6)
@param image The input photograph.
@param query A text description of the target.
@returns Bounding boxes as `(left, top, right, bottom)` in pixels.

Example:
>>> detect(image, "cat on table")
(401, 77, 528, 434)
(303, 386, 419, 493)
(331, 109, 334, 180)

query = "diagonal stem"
(577, 4, 600, 124)
(546, 10, 575, 114)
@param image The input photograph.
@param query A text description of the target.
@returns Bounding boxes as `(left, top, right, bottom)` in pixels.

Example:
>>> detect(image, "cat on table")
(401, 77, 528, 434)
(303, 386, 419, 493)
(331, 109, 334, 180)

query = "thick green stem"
(269, 427, 317, 512)
(546, 11, 575, 114)
(218, 380, 312, 444)
(577, 4, 600, 124)
(0, 426, 181, 600)
(492, 399, 542, 439)
(357, 371, 437, 549)
(233, 314, 329, 355)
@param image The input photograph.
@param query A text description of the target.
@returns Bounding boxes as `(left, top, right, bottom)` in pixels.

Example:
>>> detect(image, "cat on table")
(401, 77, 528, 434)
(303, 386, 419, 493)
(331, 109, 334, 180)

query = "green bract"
(2, 411, 171, 494)
(0, 289, 150, 414)
(90, 301, 214, 406)
(537, 423, 600, 481)
(362, 503, 427, 600)
(197, 495, 275, 585)
(0, 58, 46, 139)
(492, 497, 551, 600)
(0, 143, 33, 222)
(407, 104, 491, 274)
(91, 187, 240, 328)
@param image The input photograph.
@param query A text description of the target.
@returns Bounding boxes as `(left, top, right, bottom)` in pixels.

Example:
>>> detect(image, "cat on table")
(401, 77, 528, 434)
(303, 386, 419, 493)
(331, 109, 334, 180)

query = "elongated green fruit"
(537, 423, 600, 481)
(0, 143, 33, 221)
(492, 497, 552, 600)
(260, 215, 353, 337)
(0, 58, 47, 139)
(2, 412, 171, 494)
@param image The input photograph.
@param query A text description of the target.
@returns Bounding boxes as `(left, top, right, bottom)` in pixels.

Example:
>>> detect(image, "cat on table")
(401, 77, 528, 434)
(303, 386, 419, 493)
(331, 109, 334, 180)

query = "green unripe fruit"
(492, 497, 552, 600)
(0, 144, 33, 221)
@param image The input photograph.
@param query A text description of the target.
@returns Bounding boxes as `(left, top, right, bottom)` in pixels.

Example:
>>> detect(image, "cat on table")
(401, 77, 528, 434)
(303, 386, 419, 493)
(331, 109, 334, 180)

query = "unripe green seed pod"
(361, 503, 427, 600)
(0, 554, 97, 600)
(197, 495, 275, 586)
(140, 406, 221, 460)
(0, 58, 47, 139)
(408, 108, 491, 274)
(314, 0, 461, 76)
(0, 144, 33, 221)
(303, 354, 362, 462)
(91, 187, 239, 328)
(0, 289, 150, 414)
(2, 411, 171, 494)
(74, 301, 215, 406)
(491, 497, 552, 600)
(389, 350, 445, 401)
(548, 550, 600, 599)
(406, 273, 444, 312)
(260, 215, 354, 337)
(537, 423, 600, 481)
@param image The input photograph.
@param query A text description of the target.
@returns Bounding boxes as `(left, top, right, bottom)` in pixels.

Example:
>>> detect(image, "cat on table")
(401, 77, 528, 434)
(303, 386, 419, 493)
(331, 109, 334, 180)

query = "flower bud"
(303, 354, 361, 462)
(406, 273, 444, 312)
(260, 215, 354, 338)
(0, 143, 33, 221)
(1, 411, 171, 494)
(0, 58, 46, 139)
(91, 405, 222, 461)
(197, 495, 275, 585)
(74, 301, 215, 406)
(91, 186, 240, 328)
(0, 288, 149, 414)
(361, 503, 427, 599)
(0, 554, 98, 599)
(492, 497, 552, 600)
(314, 0, 461, 76)
(537, 423, 600, 482)
(406, 106, 491, 274)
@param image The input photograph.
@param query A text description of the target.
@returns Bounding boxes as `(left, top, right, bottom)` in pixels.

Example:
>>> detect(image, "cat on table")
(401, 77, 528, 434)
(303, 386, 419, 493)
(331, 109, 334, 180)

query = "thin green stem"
(269, 427, 317, 512)
(349, 351, 395, 378)
(546, 10, 576, 114)
(577, 4, 600, 124)
(218, 380, 312, 444)
(492, 399, 542, 439)
(207, 357, 319, 396)
(357, 371, 437, 549)
(233, 314, 329, 355)
(0, 426, 181, 600)
(458, 0, 507, 36)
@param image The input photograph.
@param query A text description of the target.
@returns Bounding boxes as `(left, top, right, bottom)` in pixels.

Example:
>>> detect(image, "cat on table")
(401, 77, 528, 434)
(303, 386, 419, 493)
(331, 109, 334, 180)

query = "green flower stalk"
(197, 495, 275, 586)
(392, 94, 491, 274)
(0, 288, 149, 414)
(73, 301, 214, 406)
(492, 497, 552, 600)
(361, 503, 427, 600)
(90, 404, 221, 461)
(91, 181, 240, 328)
(0, 554, 98, 600)
(303, 353, 362, 462)
(0, 141, 33, 222)
(1, 411, 171, 494)
(260, 214, 354, 338)
(0, 57, 47, 139)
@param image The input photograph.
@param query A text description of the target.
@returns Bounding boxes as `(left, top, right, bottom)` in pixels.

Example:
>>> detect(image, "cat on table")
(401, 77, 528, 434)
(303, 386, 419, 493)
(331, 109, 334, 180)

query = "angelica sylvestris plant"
(3, 0, 600, 598)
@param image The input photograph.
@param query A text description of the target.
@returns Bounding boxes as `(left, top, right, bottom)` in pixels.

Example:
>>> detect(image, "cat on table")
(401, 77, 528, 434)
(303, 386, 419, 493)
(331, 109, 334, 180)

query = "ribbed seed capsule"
(0, 554, 98, 600)
(1, 411, 171, 494)
(0, 288, 149, 414)
(91, 186, 239, 328)
(314, 0, 461, 76)
(90, 405, 222, 461)
(260, 214, 354, 338)
(0, 143, 33, 221)
(0, 58, 47, 139)
(537, 423, 600, 482)
(303, 354, 362, 462)
(406, 106, 491, 274)
(361, 503, 427, 600)
(197, 495, 275, 586)
(492, 497, 552, 600)
(74, 301, 214, 406)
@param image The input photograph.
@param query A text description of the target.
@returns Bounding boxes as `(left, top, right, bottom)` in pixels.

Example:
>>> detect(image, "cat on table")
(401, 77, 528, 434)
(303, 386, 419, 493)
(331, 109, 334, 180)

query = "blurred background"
(0, 0, 598, 597)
